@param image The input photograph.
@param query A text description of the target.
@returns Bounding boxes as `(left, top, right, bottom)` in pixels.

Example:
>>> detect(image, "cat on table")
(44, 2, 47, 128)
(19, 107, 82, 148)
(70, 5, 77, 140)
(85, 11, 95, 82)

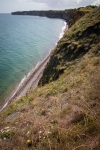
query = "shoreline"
(0, 54, 50, 112)
(0, 21, 67, 112)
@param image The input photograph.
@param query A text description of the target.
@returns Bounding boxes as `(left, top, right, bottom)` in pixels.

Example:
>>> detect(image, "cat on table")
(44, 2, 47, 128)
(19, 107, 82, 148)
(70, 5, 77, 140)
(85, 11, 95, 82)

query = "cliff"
(12, 6, 97, 27)
(39, 6, 100, 85)
(12, 9, 81, 27)
(0, 6, 100, 150)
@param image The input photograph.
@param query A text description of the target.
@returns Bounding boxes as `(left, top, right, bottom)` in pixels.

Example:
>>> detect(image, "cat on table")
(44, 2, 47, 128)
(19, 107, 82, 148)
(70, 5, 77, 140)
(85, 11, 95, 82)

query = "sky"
(0, 0, 100, 13)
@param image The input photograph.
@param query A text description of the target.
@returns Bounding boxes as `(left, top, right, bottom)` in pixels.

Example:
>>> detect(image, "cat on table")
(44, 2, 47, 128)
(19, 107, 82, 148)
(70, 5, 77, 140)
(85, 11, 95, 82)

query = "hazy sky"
(0, 0, 100, 13)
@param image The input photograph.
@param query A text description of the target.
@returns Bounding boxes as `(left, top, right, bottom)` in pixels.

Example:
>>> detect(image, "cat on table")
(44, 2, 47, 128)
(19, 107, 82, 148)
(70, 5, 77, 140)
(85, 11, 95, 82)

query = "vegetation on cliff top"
(12, 6, 97, 27)
(0, 6, 100, 150)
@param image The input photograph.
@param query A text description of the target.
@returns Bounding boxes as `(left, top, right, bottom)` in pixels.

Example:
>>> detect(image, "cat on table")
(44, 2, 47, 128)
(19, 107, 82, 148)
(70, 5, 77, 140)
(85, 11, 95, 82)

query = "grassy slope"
(39, 7, 100, 85)
(0, 7, 100, 150)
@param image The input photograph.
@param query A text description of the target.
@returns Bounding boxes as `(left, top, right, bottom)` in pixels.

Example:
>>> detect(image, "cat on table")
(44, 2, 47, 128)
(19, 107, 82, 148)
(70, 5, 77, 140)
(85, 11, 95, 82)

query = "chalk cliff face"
(0, 6, 100, 150)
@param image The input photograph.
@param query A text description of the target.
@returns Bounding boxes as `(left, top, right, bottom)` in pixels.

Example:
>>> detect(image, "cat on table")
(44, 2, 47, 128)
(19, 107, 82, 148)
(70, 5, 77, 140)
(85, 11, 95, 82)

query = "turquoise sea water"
(0, 14, 65, 107)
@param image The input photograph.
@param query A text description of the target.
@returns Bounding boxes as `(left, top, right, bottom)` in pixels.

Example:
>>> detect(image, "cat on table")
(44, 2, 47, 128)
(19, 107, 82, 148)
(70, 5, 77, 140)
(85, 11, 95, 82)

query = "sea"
(0, 13, 66, 109)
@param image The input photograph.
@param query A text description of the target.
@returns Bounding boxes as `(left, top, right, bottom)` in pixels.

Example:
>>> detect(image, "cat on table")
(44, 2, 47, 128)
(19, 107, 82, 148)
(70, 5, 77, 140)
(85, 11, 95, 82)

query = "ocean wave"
(59, 21, 67, 39)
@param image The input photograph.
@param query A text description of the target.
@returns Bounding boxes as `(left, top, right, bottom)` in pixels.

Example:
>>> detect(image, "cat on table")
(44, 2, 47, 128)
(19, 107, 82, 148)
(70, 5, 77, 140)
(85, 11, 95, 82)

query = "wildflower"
(27, 139, 31, 143)
(39, 130, 42, 134)
(47, 131, 51, 134)
(39, 136, 41, 139)
(4, 137, 6, 141)
(27, 139, 32, 147)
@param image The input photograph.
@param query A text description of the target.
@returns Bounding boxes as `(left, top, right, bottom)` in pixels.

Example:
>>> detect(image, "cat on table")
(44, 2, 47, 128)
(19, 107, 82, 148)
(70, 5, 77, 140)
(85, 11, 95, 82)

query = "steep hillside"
(39, 7, 100, 85)
(0, 7, 100, 150)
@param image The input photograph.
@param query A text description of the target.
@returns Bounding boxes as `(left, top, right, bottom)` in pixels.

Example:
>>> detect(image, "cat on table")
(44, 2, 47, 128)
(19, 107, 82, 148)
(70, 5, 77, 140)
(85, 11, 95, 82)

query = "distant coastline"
(11, 9, 78, 27)
(11, 9, 85, 27)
